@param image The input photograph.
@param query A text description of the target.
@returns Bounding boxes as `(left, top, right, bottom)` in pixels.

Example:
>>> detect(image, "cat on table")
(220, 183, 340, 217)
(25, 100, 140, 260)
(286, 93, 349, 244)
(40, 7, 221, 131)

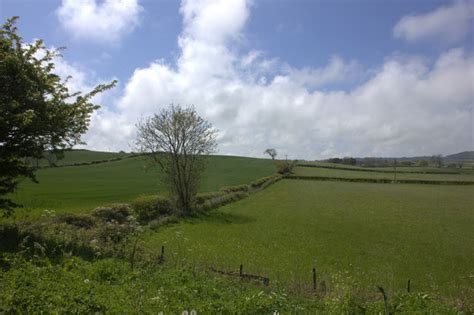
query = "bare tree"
(135, 105, 217, 214)
(264, 148, 277, 160)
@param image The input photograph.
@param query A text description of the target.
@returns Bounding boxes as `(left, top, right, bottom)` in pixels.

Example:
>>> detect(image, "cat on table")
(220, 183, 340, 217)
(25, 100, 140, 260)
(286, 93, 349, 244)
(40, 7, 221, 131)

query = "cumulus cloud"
(83, 0, 473, 159)
(393, 0, 474, 43)
(56, 0, 143, 43)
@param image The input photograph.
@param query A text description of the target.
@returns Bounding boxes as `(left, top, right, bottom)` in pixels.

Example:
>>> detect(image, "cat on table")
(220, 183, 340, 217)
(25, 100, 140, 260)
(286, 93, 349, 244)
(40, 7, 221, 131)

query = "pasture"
(292, 165, 474, 182)
(142, 179, 474, 301)
(9, 154, 275, 219)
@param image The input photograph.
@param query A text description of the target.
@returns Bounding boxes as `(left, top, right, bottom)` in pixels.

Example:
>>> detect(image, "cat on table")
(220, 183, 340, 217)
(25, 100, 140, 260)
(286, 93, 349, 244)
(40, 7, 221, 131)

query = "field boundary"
(287, 175, 474, 185)
(296, 164, 460, 175)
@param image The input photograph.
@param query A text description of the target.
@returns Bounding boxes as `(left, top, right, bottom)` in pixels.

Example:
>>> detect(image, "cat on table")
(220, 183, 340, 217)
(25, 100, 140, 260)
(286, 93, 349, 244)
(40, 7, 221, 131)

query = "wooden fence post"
(312, 267, 317, 290)
(239, 264, 243, 277)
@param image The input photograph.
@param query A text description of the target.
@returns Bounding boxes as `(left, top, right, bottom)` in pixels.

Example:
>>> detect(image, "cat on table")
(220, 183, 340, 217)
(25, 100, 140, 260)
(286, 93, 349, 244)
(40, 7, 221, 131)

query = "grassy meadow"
(2, 152, 474, 312)
(9, 154, 275, 219)
(141, 179, 474, 302)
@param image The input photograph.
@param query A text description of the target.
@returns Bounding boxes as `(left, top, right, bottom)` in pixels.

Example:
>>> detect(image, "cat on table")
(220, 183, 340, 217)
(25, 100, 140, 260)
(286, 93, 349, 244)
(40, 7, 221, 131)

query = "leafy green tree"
(0, 17, 116, 216)
(135, 104, 217, 215)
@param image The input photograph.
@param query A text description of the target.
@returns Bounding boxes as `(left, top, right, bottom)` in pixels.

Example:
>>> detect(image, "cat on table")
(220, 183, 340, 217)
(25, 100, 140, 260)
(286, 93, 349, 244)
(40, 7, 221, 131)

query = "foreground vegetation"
(1, 254, 458, 313)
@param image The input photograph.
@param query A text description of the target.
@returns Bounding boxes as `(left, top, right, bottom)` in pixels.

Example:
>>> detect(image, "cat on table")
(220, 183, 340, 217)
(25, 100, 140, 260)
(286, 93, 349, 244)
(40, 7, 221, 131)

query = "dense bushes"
(91, 204, 132, 224)
(276, 160, 297, 174)
(131, 195, 174, 223)
(55, 213, 96, 229)
(195, 191, 249, 212)
(250, 174, 282, 189)
(193, 175, 282, 212)
(219, 184, 249, 193)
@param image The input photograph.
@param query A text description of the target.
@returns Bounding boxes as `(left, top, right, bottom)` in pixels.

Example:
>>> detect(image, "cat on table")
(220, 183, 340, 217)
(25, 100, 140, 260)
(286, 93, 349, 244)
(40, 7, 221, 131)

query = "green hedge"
(219, 184, 250, 193)
(250, 174, 283, 189)
(297, 164, 459, 175)
(131, 195, 174, 223)
(91, 204, 132, 224)
(196, 191, 249, 211)
(287, 175, 474, 185)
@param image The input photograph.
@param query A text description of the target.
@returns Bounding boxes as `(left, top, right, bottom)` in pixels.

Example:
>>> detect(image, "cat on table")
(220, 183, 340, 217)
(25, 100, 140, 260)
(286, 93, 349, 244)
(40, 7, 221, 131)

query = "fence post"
(239, 264, 243, 277)
(157, 245, 165, 264)
(407, 279, 411, 293)
(312, 267, 317, 290)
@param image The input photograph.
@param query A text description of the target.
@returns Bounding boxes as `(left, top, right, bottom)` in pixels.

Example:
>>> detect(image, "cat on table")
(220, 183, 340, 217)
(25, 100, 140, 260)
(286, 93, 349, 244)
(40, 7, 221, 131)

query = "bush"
(196, 191, 248, 212)
(55, 213, 96, 229)
(250, 174, 282, 189)
(194, 191, 226, 205)
(91, 204, 132, 224)
(219, 184, 249, 193)
(131, 195, 174, 223)
(275, 160, 297, 174)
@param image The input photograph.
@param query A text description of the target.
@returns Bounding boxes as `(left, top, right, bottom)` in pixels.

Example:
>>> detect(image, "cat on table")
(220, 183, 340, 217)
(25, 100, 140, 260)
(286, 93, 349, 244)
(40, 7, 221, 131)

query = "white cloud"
(82, 0, 473, 159)
(393, 0, 474, 43)
(282, 56, 362, 89)
(56, 0, 143, 43)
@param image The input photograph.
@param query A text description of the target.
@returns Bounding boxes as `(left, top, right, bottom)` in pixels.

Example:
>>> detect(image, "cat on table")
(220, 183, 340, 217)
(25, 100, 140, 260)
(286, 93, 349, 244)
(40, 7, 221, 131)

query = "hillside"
(444, 151, 474, 162)
(10, 154, 275, 219)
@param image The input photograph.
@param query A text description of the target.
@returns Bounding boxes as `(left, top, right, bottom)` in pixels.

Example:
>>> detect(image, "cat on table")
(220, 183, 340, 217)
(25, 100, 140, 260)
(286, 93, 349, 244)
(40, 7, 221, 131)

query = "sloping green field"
(32, 149, 132, 167)
(142, 180, 474, 302)
(9, 155, 275, 219)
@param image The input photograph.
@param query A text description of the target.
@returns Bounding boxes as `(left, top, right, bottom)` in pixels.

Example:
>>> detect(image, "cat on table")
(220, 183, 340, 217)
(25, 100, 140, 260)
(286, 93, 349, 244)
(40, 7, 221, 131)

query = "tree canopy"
(0, 17, 116, 216)
(135, 104, 217, 214)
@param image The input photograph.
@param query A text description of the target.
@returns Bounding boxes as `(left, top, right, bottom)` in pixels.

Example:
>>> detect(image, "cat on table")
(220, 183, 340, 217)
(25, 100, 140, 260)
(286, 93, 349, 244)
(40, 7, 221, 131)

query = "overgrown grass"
(0, 254, 457, 313)
(141, 180, 474, 308)
(8, 155, 275, 220)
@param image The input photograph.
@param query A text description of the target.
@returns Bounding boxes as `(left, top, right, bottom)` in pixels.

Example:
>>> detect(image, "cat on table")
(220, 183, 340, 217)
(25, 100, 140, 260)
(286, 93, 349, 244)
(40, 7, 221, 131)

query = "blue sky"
(1, 0, 473, 158)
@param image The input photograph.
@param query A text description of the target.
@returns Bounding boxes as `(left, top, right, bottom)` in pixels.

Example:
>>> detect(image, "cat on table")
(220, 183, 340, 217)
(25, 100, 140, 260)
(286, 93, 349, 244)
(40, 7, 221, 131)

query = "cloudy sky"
(2, 0, 473, 159)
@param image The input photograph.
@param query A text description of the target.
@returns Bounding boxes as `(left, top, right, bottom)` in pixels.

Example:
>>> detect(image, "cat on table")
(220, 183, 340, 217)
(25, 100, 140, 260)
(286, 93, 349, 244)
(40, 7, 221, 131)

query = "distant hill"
(321, 150, 474, 166)
(444, 151, 474, 162)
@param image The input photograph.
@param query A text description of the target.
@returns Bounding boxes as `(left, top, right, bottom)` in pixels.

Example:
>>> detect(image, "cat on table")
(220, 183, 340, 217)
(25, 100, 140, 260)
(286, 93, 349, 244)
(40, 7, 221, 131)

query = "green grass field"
(300, 161, 474, 174)
(142, 179, 474, 301)
(9, 155, 275, 219)
(293, 166, 474, 182)
(32, 149, 132, 167)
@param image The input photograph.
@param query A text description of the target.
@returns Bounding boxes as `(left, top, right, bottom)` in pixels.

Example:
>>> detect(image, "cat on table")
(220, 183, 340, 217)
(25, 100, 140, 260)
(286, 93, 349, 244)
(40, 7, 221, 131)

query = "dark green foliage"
(91, 204, 132, 224)
(131, 195, 174, 223)
(55, 213, 96, 229)
(0, 17, 116, 216)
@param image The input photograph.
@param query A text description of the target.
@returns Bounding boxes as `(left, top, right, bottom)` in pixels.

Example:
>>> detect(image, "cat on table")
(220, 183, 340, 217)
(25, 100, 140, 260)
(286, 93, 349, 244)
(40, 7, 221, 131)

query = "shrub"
(131, 195, 174, 223)
(91, 204, 132, 224)
(196, 191, 248, 212)
(148, 215, 179, 231)
(55, 213, 96, 229)
(250, 174, 282, 189)
(219, 184, 250, 193)
(194, 191, 226, 205)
